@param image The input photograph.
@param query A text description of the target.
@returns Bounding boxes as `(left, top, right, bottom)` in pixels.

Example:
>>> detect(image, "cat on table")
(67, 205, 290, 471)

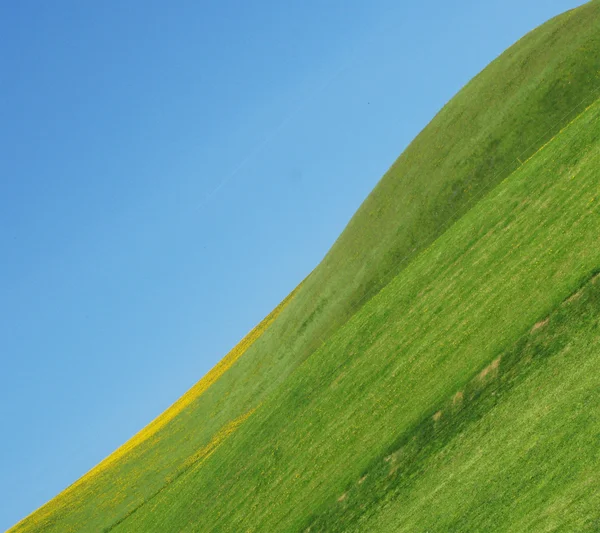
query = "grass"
(308, 271, 600, 532)
(109, 91, 600, 533)
(9, 1, 600, 531)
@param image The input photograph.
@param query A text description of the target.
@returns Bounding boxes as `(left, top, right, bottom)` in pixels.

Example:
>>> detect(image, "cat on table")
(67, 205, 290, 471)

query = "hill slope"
(10, 1, 600, 531)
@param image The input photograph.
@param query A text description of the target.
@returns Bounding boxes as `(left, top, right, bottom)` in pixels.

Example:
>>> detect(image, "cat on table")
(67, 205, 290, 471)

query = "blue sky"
(0, 0, 585, 529)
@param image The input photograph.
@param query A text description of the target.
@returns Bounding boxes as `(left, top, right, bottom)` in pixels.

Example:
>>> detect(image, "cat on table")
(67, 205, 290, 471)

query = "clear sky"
(0, 0, 585, 529)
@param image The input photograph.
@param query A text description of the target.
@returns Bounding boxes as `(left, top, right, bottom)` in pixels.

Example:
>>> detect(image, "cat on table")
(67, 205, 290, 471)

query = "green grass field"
(10, 1, 600, 531)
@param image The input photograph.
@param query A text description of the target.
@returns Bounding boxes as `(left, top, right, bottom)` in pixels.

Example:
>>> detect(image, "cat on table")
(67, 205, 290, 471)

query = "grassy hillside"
(10, 1, 600, 531)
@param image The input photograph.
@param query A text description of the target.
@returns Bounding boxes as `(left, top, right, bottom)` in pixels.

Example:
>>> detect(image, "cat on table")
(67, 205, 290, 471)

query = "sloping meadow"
(10, 1, 600, 531)
(112, 77, 600, 531)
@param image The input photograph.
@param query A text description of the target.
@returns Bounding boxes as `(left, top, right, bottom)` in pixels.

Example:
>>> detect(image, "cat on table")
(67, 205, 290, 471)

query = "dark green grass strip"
(303, 269, 600, 532)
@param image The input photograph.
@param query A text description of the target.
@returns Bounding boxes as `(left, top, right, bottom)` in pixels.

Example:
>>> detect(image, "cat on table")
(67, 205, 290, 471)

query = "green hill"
(10, 2, 600, 531)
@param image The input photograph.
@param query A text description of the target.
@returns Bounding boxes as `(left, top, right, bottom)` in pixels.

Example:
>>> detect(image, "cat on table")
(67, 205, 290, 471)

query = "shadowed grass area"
(9, 2, 600, 531)
(306, 272, 600, 532)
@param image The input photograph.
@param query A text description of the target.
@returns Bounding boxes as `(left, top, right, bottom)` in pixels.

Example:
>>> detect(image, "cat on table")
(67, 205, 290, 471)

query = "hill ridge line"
(298, 87, 600, 378)
(299, 82, 600, 371)
(7, 287, 300, 533)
